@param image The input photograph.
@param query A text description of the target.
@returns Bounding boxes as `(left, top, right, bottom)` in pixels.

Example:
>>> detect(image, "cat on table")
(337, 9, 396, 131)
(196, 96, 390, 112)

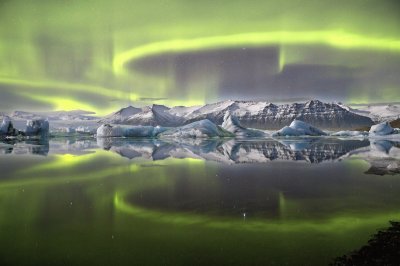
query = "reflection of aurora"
(113, 191, 400, 233)
(1, 146, 400, 265)
(0, 148, 399, 229)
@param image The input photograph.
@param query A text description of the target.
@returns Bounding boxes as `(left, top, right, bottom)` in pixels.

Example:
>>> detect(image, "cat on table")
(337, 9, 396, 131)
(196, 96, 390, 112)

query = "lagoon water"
(0, 137, 399, 265)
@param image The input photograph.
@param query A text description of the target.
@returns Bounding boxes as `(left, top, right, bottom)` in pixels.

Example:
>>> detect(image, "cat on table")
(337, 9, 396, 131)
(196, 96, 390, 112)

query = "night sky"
(1, 0, 400, 115)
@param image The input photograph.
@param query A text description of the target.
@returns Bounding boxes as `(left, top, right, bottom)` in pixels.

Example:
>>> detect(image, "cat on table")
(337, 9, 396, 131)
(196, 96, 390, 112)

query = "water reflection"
(98, 138, 372, 163)
(0, 139, 49, 156)
(0, 137, 399, 265)
(1, 137, 400, 175)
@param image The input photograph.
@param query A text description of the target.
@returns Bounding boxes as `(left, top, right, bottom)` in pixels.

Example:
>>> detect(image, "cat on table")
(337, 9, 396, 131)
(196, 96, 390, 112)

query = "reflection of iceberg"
(97, 138, 370, 164)
(48, 139, 98, 155)
(345, 140, 400, 175)
(331, 130, 368, 137)
(0, 139, 49, 156)
(0, 138, 101, 156)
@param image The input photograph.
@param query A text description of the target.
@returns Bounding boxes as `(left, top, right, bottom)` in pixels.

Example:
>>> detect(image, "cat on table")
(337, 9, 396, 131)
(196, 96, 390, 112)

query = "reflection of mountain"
(2, 138, 399, 175)
(97, 138, 370, 164)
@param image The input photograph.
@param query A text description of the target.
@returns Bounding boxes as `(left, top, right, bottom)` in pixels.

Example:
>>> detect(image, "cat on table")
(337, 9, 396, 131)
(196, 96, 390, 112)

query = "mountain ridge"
(101, 99, 375, 130)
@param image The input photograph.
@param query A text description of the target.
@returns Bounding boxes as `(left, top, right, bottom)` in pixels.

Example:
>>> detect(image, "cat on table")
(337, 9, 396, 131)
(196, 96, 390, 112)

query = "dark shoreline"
(332, 221, 400, 266)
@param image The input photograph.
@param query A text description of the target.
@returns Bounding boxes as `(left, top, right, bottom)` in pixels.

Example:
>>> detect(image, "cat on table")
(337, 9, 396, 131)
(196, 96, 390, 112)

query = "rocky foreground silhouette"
(331, 221, 400, 266)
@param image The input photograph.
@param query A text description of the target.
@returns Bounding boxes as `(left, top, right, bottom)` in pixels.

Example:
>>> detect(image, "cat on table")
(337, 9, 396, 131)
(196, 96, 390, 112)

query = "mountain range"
(102, 100, 375, 130)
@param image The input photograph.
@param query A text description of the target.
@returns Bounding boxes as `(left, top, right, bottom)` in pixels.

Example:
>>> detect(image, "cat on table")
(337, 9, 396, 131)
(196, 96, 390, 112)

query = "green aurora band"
(1, 0, 400, 114)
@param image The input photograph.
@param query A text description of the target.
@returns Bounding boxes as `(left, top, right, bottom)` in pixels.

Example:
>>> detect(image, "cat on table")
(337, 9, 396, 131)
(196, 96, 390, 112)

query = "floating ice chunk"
(96, 124, 167, 138)
(221, 112, 265, 138)
(273, 126, 303, 137)
(272, 119, 327, 137)
(331, 130, 368, 137)
(54, 127, 76, 133)
(369, 121, 394, 136)
(75, 126, 96, 134)
(159, 119, 234, 138)
(25, 119, 49, 137)
(0, 117, 18, 136)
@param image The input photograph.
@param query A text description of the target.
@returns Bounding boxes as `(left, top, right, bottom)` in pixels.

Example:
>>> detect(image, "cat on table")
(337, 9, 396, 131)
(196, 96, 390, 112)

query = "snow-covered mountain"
(102, 100, 374, 130)
(125, 104, 184, 126)
(99, 106, 141, 124)
(183, 100, 374, 130)
(346, 103, 400, 122)
(102, 104, 184, 127)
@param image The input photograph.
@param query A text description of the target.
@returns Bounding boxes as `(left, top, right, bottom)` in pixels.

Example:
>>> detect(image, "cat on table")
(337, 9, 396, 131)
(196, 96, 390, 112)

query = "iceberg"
(75, 126, 96, 134)
(0, 117, 18, 136)
(25, 119, 49, 137)
(159, 119, 234, 138)
(369, 121, 394, 136)
(221, 112, 265, 138)
(96, 124, 167, 138)
(272, 119, 327, 137)
(331, 130, 368, 137)
(54, 127, 76, 133)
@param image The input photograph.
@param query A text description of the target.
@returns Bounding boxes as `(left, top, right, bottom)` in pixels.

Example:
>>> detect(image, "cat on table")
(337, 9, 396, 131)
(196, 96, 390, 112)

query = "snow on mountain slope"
(102, 100, 374, 130)
(183, 100, 373, 130)
(168, 105, 202, 117)
(125, 104, 184, 127)
(100, 106, 142, 124)
(349, 104, 400, 122)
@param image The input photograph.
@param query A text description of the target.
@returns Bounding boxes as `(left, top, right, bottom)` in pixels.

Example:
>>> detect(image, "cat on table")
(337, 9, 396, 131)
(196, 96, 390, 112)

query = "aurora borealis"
(1, 0, 400, 115)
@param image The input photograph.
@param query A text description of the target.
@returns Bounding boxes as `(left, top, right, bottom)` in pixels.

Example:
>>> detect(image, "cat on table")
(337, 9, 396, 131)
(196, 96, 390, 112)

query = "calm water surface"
(0, 137, 399, 265)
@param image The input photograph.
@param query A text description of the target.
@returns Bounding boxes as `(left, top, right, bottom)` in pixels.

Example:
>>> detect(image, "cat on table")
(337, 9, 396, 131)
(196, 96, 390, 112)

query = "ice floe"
(272, 119, 327, 137)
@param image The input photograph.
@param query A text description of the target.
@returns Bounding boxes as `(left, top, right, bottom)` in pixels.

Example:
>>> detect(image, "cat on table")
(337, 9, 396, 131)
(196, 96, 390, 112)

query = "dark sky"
(0, 0, 400, 114)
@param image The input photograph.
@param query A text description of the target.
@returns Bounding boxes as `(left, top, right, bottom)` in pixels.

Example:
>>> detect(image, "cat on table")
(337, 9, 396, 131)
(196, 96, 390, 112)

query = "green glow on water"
(114, 191, 400, 233)
(0, 147, 399, 265)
